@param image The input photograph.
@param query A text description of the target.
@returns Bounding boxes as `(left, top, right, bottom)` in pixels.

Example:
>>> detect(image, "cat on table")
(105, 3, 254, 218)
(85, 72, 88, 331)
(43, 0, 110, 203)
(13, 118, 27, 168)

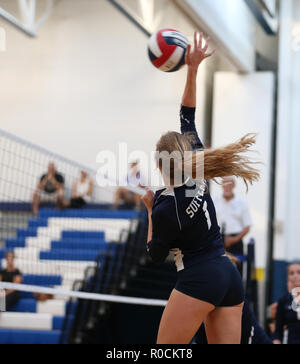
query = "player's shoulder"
(154, 190, 176, 213)
(153, 190, 178, 224)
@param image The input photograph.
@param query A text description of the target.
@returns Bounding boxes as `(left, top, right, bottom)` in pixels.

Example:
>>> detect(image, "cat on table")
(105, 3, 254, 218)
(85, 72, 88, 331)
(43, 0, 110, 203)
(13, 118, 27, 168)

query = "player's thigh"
(205, 303, 244, 345)
(157, 289, 215, 344)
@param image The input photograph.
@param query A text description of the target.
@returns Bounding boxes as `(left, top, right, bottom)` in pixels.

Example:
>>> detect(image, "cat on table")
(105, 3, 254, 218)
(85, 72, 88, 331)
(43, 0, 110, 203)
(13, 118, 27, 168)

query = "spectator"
(32, 162, 65, 215)
(0, 252, 23, 311)
(273, 262, 300, 344)
(214, 177, 252, 256)
(114, 160, 145, 210)
(69, 171, 93, 208)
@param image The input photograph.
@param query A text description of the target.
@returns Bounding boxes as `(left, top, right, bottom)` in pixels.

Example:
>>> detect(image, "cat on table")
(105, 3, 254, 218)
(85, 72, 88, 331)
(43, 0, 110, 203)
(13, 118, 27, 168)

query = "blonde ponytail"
(156, 132, 261, 190)
(184, 134, 260, 190)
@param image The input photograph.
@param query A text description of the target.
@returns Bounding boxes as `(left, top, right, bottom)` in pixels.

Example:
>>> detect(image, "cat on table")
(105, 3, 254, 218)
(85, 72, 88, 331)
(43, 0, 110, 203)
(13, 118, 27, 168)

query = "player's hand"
(141, 188, 155, 212)
(185, 32, 216, 70)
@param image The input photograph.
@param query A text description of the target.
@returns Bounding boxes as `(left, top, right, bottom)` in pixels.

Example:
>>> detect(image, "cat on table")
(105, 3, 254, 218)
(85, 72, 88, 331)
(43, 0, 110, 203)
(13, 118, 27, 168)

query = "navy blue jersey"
(147, 106, 225, 270)
(274, 293, 300, 344)
(180, 106, 205, 150)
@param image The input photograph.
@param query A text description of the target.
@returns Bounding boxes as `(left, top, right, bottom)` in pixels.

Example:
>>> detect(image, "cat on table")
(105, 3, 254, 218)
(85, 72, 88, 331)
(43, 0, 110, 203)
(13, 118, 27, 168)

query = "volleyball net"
(0, 129, 177, 344)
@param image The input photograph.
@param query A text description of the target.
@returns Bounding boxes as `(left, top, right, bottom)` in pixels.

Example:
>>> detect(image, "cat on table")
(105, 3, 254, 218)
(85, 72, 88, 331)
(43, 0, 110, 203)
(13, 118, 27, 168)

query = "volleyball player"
(142, 32, 260, 344)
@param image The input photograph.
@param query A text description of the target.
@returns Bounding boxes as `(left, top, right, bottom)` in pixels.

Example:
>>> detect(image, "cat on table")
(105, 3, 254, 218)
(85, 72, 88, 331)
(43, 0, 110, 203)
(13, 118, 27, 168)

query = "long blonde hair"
(156, 132, 260, 190)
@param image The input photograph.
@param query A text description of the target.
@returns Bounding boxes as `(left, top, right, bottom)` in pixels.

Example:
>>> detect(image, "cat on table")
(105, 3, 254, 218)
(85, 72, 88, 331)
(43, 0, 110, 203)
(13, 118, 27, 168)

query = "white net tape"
(0, 282, 168, 307)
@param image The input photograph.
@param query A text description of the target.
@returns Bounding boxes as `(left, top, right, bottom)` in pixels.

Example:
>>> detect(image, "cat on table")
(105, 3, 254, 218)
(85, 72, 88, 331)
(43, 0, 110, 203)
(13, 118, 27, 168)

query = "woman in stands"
(69, 170, 93, 208)
(142, 32, 260, 344)
(273, 262, 300, 344)
(0, 252, 23, 310)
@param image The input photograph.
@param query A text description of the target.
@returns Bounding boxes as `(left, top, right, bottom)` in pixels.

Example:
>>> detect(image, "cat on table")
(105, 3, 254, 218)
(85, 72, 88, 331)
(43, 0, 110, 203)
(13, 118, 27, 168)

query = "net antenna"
(0, 0, 58, 37)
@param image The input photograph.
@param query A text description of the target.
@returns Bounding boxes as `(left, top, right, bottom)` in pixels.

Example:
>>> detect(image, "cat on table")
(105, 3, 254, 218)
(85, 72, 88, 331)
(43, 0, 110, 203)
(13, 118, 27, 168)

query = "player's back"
(151, 178, 225, 271)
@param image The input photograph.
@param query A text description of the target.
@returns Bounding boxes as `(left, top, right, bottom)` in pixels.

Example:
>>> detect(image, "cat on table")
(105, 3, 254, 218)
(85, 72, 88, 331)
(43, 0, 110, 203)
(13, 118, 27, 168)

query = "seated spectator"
(32, 162, 65, 215)
(0, 252, 23, 311)
(69, 171, 93, 209)
(114, 160, 145, 210)
(273, 262, 300, 344)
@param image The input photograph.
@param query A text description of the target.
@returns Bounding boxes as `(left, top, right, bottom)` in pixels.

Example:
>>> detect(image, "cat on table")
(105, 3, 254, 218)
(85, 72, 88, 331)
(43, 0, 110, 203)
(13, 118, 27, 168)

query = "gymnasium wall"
(0, 0, 231, 180)
(210, 72, 275, 270)
(274, 0, 300, 263)
(175, 0, 257, 72)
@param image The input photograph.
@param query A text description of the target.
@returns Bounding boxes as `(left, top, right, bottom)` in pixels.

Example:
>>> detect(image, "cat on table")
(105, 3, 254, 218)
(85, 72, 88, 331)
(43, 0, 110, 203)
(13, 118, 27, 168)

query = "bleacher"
(0, 206, 142, 344)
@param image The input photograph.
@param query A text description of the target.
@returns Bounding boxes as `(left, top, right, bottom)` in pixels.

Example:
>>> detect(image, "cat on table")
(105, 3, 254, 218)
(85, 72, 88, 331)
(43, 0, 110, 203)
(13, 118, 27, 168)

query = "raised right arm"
(181, 32, 215, 150)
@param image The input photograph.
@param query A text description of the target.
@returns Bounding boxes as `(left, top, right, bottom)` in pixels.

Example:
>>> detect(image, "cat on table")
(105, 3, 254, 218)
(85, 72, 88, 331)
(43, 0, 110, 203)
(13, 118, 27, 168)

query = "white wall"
(274, 0, 300, 262)
(175, 0, 257, 72)
(211, 72, 275, 269)
(0, 0, 224, 174)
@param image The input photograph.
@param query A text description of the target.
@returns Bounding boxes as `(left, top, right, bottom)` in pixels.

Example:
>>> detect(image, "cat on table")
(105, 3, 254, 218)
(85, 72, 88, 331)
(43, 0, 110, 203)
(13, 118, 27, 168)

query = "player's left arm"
(141, 189, 179, 265)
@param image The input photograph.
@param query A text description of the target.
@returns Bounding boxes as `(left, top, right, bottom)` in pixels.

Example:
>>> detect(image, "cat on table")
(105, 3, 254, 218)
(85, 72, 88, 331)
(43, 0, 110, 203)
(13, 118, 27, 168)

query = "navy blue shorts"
(175, 255, 245, 307)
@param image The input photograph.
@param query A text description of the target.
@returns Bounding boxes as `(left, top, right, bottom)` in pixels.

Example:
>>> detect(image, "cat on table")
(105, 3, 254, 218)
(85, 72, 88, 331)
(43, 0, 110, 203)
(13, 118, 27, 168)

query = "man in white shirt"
(214, 177, 252, 257)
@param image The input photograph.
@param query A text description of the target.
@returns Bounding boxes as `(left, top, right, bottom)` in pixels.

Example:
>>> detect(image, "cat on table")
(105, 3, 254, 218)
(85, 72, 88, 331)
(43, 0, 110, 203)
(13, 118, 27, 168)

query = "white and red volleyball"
(148, 29, 189, 72)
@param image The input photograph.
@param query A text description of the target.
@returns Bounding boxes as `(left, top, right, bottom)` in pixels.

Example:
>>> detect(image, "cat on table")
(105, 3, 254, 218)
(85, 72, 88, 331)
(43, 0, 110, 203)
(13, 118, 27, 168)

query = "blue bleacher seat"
(0, 249, 9, 260)
(5, 238, 26, 249)
(40, 250, 101, 262)
(0, 273, 62, 288)
(17, 227, 38, 238)
(0, 203, 32, 212)
(8, 299, 37, 313)
(0, 203, 113, 212)
(28, 218, 48, 228)
(51, 239, 108, 251)
(39, 209, 139, 219)
(8, 299, 77, 315)
(62, 231, 105, 240)
(0, 329, 61, 344)
(23, 275, 62, 286)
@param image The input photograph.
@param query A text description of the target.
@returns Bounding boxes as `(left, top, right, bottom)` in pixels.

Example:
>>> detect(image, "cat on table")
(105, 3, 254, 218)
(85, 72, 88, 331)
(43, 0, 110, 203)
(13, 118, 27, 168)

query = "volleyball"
(148, 29, 189, 72)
